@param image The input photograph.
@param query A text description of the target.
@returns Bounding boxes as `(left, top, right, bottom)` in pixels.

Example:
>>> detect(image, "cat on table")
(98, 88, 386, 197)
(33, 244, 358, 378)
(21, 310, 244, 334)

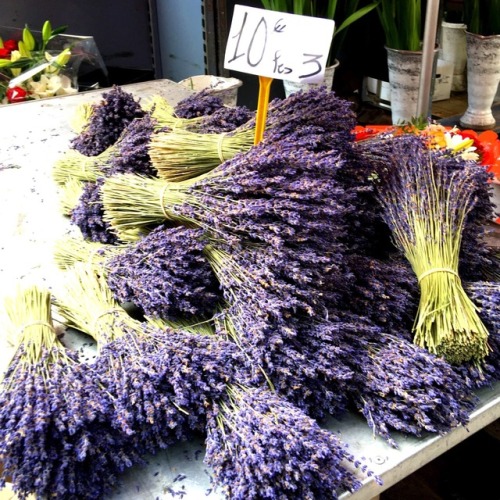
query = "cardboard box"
(433, 59, 454, 101)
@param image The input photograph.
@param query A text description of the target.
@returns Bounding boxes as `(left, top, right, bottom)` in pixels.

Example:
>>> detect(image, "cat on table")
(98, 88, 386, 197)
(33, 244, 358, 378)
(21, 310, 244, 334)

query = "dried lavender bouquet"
(148, 86, 356, 183)
(339, 326, 477, 448)
(0, 285, 141, 499)
(54, 227, 222, 323)
(207, 242, 355, 420)
(70, 85, 145, 157)
(52, 263, 252, 437)
(55, 113, 160, 187)
(105, 225, 222, 321)
(205, 385, 378, 499)
(368, 135, 491, 365)
(101, 136, 354, 247)
(149, 126, 256, 182)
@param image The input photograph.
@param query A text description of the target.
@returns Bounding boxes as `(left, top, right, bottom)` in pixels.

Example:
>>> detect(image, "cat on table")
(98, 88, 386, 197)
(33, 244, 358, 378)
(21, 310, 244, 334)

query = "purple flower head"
(71, 85, 145, 156)
(106, 225, 221, 320)
(205, 385, 373, 499)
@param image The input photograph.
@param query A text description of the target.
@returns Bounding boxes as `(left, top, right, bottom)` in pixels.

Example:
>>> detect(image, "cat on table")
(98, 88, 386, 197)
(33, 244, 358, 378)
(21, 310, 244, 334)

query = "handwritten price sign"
(224, 5, 335, 84)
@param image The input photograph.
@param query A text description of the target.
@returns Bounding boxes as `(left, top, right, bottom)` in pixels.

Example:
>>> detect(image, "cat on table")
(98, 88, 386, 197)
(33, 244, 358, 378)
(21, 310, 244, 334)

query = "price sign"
(224, 5, 335, 84)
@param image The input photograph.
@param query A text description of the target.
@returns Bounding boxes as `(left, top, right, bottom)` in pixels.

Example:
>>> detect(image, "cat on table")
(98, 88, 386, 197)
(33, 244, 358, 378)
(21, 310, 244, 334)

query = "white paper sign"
(224, 5, 335, 83)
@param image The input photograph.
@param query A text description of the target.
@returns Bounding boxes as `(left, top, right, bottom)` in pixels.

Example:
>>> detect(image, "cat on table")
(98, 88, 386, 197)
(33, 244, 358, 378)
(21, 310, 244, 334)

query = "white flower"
(444, 128, 479, 161)
(27, 74, 77, 99)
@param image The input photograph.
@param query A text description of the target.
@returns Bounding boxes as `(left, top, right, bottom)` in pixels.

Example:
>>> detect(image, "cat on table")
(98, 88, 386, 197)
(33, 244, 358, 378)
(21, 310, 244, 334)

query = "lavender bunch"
(133, 324, 255, 432)
(51, 266, 196, 454)
(341, 329, 478, 448)
(102, 114, 160, 178)
(102, 138, 355, 250)
(174, 88, 225, 118)
(70, 179, 119, 245)
(197, 105, 255, 133)
(90, 328, 193, 449)
(259, 87, 357, 148)
(205, 385, 373, 500)
(0, 286, 139, 499)
(148, 87, 357, 182)
(69, 115, 163, 243)
(71, 86, 145, 156)
(52, 264, 250, 441)
(207, 245, 357, 419)
(148, 127, 256, 182)
(105, 226, 222, 321)
(368, 134, 490, 365)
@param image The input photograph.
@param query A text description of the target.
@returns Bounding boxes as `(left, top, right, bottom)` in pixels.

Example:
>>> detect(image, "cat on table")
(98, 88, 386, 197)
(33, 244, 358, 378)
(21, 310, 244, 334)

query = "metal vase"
(460, 32, 500, 131)
(386, 46, 438, 125)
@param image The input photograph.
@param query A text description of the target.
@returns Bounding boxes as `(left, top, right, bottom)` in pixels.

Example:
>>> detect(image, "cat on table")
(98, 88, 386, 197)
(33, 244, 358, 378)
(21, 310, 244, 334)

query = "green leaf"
(335, 1, 380, 36)
(42, 20, 52, 44)
(377, 0, 421, 50)
(22, 26, 36, 51)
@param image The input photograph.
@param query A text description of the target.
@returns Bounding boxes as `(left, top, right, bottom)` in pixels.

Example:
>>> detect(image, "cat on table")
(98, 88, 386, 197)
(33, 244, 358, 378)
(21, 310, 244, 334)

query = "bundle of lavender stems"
(148, 87, 356, 182)
(205, 384, 377, 499)
(0, 286, 144, 499)
(355, 133, 494, 365)
(50, 264, 384, 498)
(19, 84, 499, 498)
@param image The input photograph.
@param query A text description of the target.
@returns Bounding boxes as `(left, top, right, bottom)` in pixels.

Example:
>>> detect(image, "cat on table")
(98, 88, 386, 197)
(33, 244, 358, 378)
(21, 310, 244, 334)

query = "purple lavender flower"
(205, 385, 373, 499)
(103, 113, 160, 177)
(71, 178, 119, 244)
(339, 328, 478, 448)
(174, 89, 225, 119)
(198, 105, 254, 133)
(105, 226, 222, 320)
(71, 85, 145, 156)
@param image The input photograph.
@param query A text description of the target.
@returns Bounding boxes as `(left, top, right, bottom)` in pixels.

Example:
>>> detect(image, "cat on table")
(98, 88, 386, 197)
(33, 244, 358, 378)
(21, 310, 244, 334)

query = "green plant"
(463, 0, 500, 35)
(259, 0, 380, 65)
(0, 20, 72, 103)
(376, 0, 422, 51)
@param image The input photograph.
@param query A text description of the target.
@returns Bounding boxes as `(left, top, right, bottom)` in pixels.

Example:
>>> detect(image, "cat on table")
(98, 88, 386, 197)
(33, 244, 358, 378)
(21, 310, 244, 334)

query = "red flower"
(0, 39, 18, 58)
(6, 86, 28, 103)
(477, 130, 500, 179)
(3, 39, 18, 52)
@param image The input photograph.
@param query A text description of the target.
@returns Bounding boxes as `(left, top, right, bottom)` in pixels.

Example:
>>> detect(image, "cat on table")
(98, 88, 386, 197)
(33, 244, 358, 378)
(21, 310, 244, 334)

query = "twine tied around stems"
(417, 267, 460, 283)
(92, 308, 128, 333)
(217, 133, 228, 163)
(159, 184, 169, 219)
(19, 321, 56, 335)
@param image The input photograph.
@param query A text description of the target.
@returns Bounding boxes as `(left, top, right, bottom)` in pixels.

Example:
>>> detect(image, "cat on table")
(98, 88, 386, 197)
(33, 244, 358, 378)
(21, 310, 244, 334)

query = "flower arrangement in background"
(354, 122, 500, 179)
(0, 20, 77, 104)
(353, 121, 500, 224)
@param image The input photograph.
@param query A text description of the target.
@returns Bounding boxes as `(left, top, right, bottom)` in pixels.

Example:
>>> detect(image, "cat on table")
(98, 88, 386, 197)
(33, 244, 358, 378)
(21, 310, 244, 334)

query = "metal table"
(1, 81, 500, 500)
